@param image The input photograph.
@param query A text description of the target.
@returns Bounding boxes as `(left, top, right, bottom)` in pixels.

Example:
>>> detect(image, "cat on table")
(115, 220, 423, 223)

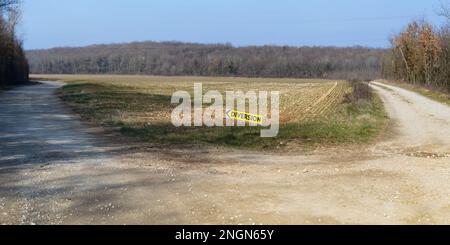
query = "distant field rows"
(31, 74, 348, 124)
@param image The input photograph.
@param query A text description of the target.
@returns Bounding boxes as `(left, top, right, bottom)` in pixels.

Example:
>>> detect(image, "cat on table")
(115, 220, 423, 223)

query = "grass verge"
(385, 80, 450, 107)
(53, 76, 387, 150)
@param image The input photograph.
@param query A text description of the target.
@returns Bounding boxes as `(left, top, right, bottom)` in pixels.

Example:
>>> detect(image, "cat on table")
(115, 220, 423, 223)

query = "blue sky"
(20, 0, 447, 50)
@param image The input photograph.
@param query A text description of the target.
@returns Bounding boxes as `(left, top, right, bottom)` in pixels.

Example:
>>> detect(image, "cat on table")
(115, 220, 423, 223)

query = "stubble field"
(31, 74, 386, 150)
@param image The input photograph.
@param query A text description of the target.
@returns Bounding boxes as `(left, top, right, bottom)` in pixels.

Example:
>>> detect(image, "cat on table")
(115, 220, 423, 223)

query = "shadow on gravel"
(0, 81, 140, 169)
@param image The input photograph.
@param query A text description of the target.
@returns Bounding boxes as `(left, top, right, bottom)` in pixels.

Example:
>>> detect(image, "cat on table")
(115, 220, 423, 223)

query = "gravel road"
(0, 81, 449, 224)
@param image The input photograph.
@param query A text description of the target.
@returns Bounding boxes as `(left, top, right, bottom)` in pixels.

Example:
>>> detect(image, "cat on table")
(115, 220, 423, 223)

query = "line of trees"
(27, 42, 387, 80)
(384, 3, 450, 91)
(0, 0, 28, 86)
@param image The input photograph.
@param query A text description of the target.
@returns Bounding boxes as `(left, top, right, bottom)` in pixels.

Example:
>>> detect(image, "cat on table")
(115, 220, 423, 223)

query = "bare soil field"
(31, 75, 385, 149)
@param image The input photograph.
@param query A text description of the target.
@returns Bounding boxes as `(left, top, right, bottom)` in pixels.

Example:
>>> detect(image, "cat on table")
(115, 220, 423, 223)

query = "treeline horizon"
(26, 41, 388, 80)
(0, 0, 29, 86)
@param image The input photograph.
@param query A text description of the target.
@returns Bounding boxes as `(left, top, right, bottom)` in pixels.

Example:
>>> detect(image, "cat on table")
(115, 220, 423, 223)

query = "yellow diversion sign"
(226, 110, 264, 125)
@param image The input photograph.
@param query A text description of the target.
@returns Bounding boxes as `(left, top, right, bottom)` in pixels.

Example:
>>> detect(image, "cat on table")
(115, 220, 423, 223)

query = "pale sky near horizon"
(20, 0, 448, 50)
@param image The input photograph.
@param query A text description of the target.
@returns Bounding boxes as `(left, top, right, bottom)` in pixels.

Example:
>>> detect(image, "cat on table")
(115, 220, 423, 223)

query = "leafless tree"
(438, 0, 450, 20)
(0, 0, 19, 12)
(0, 0, 28, 86)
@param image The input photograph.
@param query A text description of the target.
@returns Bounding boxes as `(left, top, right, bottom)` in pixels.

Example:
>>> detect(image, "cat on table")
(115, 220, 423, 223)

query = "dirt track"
(0, 81, 449, 224)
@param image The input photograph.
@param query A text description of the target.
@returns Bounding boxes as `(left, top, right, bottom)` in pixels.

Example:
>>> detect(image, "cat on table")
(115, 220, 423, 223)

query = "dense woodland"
(27, 42, 387, 80)
(384, 3, 450, 91)
(0, 0, 28, 86)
